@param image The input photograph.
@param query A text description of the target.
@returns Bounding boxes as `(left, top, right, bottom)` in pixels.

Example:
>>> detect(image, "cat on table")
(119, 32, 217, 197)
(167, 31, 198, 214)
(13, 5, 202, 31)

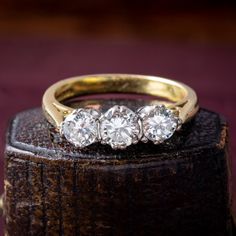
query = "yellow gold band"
(42, 74, 198, 129)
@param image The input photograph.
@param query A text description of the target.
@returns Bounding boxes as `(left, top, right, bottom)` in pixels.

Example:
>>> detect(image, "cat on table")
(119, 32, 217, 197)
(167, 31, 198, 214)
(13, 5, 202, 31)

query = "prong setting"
(60, 104, 181, 150)
(60, 108, 99, 148)
(138, 105, 179, 144)
(99, 105, 142, 149)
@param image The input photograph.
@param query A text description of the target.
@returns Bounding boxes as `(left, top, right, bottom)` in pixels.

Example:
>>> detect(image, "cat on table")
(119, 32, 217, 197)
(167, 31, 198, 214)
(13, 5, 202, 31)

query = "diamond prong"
(176, 118, 183, 131)
(153, 140, 162, 145)
(132, 138, 139, 145)
(141, 136, 148, 143)
(156, 104, 165, 109)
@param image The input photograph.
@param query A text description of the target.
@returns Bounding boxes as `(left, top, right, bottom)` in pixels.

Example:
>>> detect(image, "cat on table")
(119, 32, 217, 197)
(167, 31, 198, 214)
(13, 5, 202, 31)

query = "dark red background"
(0, 38, 235, 229)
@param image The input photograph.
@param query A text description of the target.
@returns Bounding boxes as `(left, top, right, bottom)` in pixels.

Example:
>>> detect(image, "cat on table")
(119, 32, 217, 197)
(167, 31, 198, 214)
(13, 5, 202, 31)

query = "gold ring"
(42, 74, 198, 150)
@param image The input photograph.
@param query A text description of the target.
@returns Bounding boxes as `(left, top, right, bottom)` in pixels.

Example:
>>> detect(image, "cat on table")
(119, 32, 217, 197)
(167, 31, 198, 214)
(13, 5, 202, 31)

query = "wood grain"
(4, 106, 232, 236)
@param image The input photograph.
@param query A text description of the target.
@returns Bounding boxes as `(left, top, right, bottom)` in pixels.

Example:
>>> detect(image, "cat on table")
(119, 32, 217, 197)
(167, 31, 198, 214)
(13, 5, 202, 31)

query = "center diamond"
(99, 105, 141, 149)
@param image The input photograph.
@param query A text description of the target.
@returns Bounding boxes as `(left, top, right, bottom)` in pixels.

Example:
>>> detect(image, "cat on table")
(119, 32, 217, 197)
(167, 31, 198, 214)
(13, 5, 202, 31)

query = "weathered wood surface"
(4, 105, 232, 236)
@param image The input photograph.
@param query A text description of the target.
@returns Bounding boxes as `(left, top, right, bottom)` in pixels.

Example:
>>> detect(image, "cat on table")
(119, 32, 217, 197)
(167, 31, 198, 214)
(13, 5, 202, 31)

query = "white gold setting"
(60, 108, 100, 148)
(99, 105, 142, 149)
(60, 105, 182, 149)
(138, 105, 181, 144)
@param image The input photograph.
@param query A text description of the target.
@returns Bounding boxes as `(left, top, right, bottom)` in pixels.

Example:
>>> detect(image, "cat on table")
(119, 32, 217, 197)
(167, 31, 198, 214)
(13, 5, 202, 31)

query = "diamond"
(61, 108, 99, 148)
(99, 105, 141, 149)
(138, 105, 180, 144)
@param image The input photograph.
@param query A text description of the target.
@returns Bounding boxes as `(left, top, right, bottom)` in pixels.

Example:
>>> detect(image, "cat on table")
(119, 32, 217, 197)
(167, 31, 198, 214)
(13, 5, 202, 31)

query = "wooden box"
(4, 106, 232, 236)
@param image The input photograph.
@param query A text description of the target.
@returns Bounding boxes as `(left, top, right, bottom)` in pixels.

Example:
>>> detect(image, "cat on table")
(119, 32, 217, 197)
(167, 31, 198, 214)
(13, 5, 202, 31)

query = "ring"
(42, 74, 199, 150)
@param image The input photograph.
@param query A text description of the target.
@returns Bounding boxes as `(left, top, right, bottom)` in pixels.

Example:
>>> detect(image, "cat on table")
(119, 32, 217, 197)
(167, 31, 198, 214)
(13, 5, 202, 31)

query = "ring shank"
(43, 74, 198, 128)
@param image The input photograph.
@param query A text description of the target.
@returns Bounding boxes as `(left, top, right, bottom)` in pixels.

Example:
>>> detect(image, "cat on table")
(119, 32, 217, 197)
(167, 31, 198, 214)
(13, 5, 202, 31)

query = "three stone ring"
(42, 74, 199, 150)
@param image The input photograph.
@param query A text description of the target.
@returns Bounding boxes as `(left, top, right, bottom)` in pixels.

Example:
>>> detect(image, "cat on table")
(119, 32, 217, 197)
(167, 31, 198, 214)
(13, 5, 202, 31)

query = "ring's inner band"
(55, 75, 187, 104)
(43, 74, 198, 128)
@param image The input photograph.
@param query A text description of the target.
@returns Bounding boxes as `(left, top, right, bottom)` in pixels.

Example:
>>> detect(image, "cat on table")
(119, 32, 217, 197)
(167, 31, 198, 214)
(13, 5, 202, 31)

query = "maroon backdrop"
(0, 37, 235, 232)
